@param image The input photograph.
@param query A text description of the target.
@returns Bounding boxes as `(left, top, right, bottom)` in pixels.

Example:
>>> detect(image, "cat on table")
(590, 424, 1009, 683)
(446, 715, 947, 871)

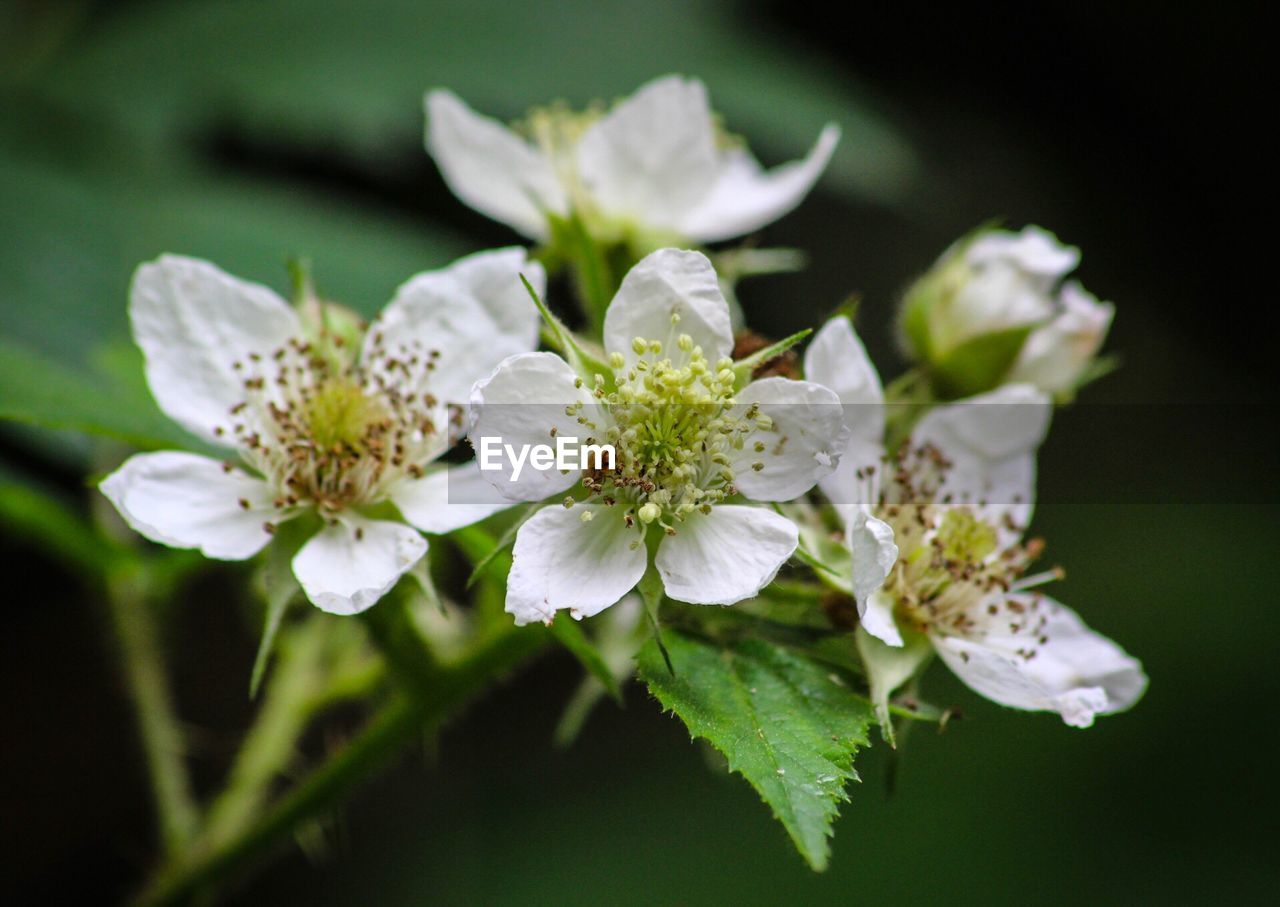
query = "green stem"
(132, 623, 545, 907)
(200, 618, 330, 848)
(106, 562, 201, 857)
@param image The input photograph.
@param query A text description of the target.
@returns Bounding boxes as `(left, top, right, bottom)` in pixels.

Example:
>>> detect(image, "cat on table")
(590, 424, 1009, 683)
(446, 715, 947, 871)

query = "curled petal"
(933, 595, 1146, 727)
(846, 509, 899, 620)
(678, 124, 840, 243)
(1007, 281, 1114, 395)
(966, 225, 1080, 280)
(425, 89, 566, 240)
(804, 316, 886, 508)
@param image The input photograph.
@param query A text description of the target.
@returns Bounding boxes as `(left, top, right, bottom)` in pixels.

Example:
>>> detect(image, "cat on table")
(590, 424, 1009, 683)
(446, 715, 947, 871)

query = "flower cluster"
(92, 73, 1147, 875)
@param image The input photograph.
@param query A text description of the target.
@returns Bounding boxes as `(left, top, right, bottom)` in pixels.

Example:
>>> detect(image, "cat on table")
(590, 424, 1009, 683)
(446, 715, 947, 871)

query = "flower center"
(219, 323, 445, 521)
(872, 442, 1057, 655)
(515, 102, 603, 217)
(304, 379, 388, 453)
(574, 317, 769, 533)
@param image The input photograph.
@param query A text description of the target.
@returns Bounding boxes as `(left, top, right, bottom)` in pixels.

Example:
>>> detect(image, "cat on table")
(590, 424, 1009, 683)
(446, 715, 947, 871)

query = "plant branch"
(106, 562, 201, 857)
(132, 622, 545, 907)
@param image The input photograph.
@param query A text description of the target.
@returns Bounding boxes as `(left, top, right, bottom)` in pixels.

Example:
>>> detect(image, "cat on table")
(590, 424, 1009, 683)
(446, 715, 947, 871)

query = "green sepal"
(519, 274, 613, 389)
(732, 328, 811, 387)
(248, 516, 312, 698)
(464, 500, 541, 590)
(855, 624, 933, 746)
(929, 324, 1033, 399)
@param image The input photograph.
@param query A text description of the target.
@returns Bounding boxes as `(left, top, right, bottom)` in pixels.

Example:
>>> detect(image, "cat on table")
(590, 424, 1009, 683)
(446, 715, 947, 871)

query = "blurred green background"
(2, 1, 1275, 903)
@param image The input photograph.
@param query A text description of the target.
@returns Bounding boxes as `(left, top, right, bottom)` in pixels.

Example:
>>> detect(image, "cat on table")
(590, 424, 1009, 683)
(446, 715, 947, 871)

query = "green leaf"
(0, 337, 203, 450)
(638, 629, 874, 870)
(548, 618, 623, 704)
(0, 464, 125, 576)
(20, 0, 919, 209)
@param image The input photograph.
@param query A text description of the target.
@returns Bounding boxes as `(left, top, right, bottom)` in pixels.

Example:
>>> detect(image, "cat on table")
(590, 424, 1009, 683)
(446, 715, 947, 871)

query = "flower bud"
(900, 225, 1082, 397)
(1005, 281, 1114, 399)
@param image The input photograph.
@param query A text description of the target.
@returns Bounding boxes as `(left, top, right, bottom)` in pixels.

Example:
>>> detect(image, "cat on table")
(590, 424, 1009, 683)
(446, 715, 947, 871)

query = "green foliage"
(16, 0, 917, 206)
(638, 629, 874, 870)
(0, 337, 202, 450)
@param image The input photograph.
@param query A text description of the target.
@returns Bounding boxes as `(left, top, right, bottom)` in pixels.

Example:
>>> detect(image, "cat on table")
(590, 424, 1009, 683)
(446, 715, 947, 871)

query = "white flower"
(900, 225, 1113, 398)
(1006, 281, 1114, 396)
(425, 75, 839, 249)
(100, 250, 544, 615)
(470, 248, 848, 625)
(805, 317, 1146, 728)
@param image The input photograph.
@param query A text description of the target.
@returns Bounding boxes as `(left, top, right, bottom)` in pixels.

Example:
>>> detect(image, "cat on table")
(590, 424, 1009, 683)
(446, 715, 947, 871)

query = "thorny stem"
(105, 562, 202, 857)
(132, 622, 545, 907)
(6, 475, 206, 860)
(200, 618, 335, 849)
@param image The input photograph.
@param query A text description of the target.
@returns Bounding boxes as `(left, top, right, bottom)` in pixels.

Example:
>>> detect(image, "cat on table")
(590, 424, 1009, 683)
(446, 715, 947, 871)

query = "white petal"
(576, 76, 721, 231)
(803, 316, 884, 409)
(1007, 282, 1114, 395)
(911, 384, 1050, 539)
(603, 248, 733, 365)
(846, 509, 899, 619)
(966, 225, 1080, 280)
(506, 503, 647, 626)
(803, 316, 886, 509)
(364, 247, 544, 405)
(933, 595, 1146, 727)
(678, 124, 840, 243)
(424, 90, 566, 240)
(656, 505, 798, 605)
(129, 255, 301, 443)
(860, 589, 904, 648)
(731, 377, 847, 502)
(99, 451, 281, 560)
(389, 461, 515, 535)
(292, 515, 427, 616)
(469, 352, 604, 501)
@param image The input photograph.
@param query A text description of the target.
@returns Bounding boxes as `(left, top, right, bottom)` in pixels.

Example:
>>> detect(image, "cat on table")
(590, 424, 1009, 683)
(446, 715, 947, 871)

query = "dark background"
(2, 1, 1275, 903)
